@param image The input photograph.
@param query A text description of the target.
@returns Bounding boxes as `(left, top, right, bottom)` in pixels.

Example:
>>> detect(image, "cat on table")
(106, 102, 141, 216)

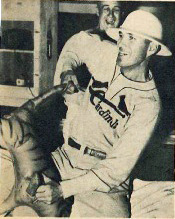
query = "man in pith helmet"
(36, 10, 171, 217)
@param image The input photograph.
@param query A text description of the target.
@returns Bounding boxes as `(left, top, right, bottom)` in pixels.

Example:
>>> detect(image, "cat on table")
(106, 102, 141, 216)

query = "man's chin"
(106, 25, 116, 30)
(117, 60, 128, 68)
(104, 23, 117, 30)
(108, 23, 115, 26)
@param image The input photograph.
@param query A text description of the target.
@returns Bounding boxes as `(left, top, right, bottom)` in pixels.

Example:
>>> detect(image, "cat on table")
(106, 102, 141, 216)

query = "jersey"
(59, 70, 161, 198)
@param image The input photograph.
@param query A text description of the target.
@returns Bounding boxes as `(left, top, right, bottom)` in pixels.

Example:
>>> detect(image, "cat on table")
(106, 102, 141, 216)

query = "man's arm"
(54, 32, 86, 87)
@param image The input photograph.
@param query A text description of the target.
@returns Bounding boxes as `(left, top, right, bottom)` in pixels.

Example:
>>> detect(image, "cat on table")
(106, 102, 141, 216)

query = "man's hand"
(60, 70, 80, 92)
(36, 180, 63, 204)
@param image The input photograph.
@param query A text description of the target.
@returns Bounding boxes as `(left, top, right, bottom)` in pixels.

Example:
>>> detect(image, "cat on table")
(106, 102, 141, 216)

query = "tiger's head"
(0, 112, 34, 150)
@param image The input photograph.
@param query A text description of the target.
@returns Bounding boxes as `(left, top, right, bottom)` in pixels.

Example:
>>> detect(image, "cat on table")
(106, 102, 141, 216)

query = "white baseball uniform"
(53, 32, 161, 214)
(53, 29, 161, 217)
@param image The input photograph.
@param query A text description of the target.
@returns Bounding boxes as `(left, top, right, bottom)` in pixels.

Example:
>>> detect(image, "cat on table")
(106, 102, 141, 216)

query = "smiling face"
(98, 1, 122, 31)
(117, 31, 151, 70)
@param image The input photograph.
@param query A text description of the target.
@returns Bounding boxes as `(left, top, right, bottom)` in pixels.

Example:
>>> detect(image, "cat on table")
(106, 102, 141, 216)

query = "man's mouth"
(118, 51, 128, 56)
(106, 20, 115, 26)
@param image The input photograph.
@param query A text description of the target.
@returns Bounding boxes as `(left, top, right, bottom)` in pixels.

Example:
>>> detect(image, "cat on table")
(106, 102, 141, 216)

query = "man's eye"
(129, 35, 135, 40)
(113, 9, 120, 14)
(103, 7, 109, 12)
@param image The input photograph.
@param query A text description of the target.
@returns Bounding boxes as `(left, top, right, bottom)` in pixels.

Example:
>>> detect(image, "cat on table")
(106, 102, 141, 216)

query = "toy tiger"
(0, 83, 74, 217)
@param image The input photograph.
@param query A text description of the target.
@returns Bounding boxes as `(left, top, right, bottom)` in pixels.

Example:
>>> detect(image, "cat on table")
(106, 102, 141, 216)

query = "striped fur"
(0, 84, 73, 217)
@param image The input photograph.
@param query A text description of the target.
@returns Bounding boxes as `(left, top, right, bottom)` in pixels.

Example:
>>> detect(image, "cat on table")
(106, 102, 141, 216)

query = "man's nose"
(108, 10, 115, 18)
(118, 37, 127, 47)
(118, 39, 127, 51)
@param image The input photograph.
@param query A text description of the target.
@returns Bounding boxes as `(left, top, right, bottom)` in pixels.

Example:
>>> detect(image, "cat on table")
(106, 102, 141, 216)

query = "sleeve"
(54, 32, 86, 86)
(60, 99, 161, 198)
(0, 123, 5, 147)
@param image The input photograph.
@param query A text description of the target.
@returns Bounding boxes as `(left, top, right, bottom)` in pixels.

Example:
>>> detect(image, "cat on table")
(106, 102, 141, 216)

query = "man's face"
(98, 1, 122, 31)
(117, 31, 150, 69)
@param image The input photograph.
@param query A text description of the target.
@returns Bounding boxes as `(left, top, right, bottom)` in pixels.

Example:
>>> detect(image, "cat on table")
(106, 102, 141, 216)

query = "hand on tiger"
(60, 70, 80, 94)
(36, 180, 63, 204)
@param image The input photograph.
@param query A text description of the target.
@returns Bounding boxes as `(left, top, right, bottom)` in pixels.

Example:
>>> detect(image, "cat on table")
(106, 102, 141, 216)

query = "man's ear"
(147, 42, 160, 57)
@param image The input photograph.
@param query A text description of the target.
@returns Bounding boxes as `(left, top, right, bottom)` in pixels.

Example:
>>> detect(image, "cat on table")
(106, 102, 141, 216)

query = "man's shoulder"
(134, 87, 161, 113)
(79, 29, 103, 40)
(84, 28, 101, 36)
(74, 28, 110, 40)
(128, 77, 161, 109)
(67, 29, 100, 43)
(71, 29, 98, 37)
(69, 28, 117, 44)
